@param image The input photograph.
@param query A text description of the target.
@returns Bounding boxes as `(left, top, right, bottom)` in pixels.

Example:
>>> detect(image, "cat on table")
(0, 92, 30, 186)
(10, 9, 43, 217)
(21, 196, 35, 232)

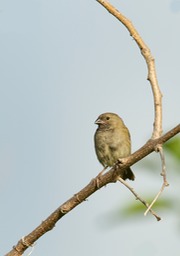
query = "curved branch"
(6, 124, 180, 256)
(96, 0, 162, 139)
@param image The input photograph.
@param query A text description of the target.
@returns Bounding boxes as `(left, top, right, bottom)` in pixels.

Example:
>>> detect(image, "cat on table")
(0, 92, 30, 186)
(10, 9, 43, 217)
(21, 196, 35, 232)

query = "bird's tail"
(122, 167, 135, 181)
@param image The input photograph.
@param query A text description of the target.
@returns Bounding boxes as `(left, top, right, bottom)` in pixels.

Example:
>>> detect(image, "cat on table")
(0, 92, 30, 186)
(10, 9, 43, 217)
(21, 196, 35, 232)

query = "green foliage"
(121, 198, 173, 217)
(164, 136, 180, 163)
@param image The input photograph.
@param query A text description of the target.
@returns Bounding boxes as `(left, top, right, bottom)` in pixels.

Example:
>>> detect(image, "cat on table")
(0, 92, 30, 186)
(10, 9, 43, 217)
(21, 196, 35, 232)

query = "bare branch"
(144, 145, 169, 216)
(95, 0, 168, 224)
(6, 124, 180, 256)
(96, 0, 162, 139)
(117, 177, 161, 221)
(159, 146, 169, 185)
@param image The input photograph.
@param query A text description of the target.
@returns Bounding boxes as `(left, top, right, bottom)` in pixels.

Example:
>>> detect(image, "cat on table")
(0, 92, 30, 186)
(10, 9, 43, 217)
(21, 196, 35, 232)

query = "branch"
(6, 124, 180, 256)
(95, 0, 167, 225)
(144, 146, 169, 216)
(96, 0, 162, 139)
(117, 177, 161, 221)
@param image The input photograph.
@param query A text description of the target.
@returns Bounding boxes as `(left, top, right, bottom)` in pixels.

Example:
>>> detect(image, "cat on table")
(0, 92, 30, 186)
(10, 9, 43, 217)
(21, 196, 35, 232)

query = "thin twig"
(144, 145, 169, 216)
(144, 183, 166, 217)
(117, 177, 161, 221)
(159, 145, 169, 186)
(96, 0, 163, 139)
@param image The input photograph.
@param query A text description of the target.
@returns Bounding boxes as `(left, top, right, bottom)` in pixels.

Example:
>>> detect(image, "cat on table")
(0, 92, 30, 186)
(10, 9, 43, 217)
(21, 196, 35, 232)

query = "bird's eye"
(106, 116, 110, 120)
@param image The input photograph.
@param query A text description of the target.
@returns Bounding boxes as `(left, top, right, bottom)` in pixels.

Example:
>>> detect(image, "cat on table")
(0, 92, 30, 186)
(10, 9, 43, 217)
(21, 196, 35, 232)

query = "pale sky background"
(0, 0, 180, 255)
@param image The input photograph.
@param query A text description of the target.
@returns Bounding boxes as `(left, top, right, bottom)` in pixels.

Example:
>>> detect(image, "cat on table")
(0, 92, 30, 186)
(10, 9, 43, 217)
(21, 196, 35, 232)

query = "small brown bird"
(94, 112, 135, 181)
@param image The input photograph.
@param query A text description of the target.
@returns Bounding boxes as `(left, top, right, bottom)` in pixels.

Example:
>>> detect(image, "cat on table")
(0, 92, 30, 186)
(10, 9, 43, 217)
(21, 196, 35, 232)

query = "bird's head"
(95, 112, 124, 130)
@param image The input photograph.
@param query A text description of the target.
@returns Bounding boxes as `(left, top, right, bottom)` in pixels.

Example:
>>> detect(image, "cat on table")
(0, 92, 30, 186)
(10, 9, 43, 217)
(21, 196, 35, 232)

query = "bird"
(94, 112, 135, 181)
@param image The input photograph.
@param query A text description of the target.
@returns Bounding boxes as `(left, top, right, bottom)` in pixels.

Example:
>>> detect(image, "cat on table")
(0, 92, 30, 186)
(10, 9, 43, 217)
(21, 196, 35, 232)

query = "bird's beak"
(95, 118, 105, 125)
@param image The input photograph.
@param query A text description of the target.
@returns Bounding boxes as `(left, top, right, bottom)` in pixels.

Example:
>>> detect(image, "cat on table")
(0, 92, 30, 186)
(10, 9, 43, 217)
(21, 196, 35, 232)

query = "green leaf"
(164, 136, 180, 162)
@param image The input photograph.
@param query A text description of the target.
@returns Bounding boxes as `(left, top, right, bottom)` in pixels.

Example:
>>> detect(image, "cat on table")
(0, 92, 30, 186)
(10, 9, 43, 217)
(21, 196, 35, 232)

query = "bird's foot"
(117, 157, 127, 165)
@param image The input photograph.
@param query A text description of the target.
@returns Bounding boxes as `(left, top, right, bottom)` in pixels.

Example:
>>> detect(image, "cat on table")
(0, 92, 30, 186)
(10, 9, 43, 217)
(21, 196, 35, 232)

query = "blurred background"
(0, 0, 180, 255)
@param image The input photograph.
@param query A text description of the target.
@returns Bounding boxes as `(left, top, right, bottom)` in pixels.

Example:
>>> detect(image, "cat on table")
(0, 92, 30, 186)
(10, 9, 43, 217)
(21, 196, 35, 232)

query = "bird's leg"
(95, 166, 108, 188)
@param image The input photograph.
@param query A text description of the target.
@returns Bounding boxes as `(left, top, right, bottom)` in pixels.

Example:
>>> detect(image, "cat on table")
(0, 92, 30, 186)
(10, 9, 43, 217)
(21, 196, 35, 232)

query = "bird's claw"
(118, 157, 127, 165)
